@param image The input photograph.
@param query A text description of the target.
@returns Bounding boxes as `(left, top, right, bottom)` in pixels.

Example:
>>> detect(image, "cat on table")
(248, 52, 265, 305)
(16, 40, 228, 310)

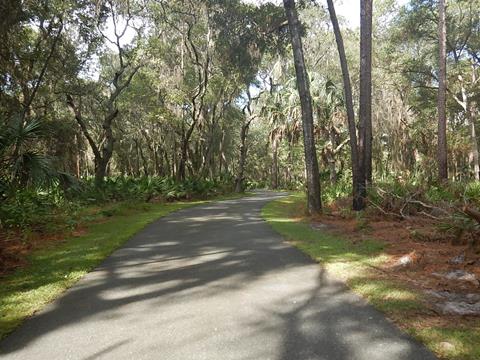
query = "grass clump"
(410, 327, 480, 360)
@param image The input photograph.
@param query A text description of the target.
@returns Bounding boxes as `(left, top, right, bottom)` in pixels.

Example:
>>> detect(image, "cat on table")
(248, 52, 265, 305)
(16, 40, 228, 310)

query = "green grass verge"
(262, 194, 480, 360)
(0, 193, 247, 339)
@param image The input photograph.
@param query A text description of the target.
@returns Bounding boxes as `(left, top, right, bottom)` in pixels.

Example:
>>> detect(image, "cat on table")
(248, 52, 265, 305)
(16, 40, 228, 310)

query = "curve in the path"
(0, 191, 436, 360)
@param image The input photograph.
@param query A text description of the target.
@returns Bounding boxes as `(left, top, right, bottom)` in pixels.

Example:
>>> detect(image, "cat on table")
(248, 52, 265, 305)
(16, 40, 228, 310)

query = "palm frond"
(13, 152, 58, 187)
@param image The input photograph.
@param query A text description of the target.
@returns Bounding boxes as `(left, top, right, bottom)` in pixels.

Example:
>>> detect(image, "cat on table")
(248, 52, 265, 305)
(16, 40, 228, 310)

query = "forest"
(1, 0, 480, 359)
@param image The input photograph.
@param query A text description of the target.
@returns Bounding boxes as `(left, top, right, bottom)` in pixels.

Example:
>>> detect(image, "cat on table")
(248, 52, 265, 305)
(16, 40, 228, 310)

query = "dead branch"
(418, 211, 443, 220)
(463, 206, 480, 224)
(368, 199, 405, 220)
(408, 200, 450, 215)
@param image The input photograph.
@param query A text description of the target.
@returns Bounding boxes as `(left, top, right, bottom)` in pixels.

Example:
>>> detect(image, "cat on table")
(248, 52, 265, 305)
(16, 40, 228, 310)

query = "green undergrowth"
(0, 176, 236, 232)
(0, 192, 247, 339)
(262, 194, 480, 360)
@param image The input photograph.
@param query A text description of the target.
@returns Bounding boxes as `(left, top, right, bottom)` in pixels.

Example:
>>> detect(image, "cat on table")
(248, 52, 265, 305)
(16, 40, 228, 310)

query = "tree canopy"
(1, 0, 480, 217)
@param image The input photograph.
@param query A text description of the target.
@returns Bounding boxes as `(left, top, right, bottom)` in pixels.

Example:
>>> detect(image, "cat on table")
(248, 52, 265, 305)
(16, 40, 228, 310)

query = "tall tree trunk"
(283, 0, 322, 214)
(178, 138, 188, 181)
(326, 0, 364, 210)
(67, 96, 117, 187)
(95, 157, 109, 188)
(75, 132, 81, 178)
(97, 116, 116, 184)
(469, 102, 480, 180)
(235, 119, 251, 193)
(135, 139, 149, 176)
(437, 0, 448, 181)
(286, 142, 293, 187)
(271, 136, 279, 189)
(219, 129, 226, 175)
(359, 0, 373, 202)
(135, 139, 141, 176)
(177, 123, 194, 181)
(153, 143, 160, 176)
(455, 71, 479, 181)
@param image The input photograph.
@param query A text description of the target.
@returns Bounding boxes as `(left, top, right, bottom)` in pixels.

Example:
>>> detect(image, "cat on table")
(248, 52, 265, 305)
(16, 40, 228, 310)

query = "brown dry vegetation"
(315, 204, 479, 296)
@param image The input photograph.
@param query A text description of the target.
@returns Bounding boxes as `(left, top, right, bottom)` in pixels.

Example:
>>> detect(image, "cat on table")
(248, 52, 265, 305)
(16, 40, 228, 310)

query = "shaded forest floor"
(0, 206, 107, 277)
(312, 211, 480, 311)
(263, 194, 480, 360)
(0, 202, 165, 277)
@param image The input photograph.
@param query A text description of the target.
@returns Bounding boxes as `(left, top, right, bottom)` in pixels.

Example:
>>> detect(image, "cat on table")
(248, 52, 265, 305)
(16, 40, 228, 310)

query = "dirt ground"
(312, 204, 480, 317)
(0, 229, 75, 276)
(0, 211, 98, 277)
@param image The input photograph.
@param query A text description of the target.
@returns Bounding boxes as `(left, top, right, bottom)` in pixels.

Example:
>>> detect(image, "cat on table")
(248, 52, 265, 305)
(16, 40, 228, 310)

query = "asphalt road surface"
(0, 191, 436, 360)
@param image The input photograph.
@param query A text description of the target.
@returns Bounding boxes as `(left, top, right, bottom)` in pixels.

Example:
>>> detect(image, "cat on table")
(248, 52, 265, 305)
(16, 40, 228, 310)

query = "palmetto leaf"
(11, 118, 46, 143)
(13, 152, 58, 187)
(0, 115, 57, 188)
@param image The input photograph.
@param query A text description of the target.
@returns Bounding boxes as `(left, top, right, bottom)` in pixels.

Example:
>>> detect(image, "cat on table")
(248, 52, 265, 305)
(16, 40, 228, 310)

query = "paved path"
(0, 192, 436, 360)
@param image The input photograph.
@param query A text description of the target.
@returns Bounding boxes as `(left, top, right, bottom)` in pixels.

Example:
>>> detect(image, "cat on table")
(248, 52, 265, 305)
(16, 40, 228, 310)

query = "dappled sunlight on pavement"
(0, 191, 436, 360)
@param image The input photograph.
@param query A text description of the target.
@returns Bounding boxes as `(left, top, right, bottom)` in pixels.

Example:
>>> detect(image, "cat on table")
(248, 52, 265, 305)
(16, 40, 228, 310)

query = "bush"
(245, 179, 267, 190)
(66, 176, 233, 203)
(464, 182, 480, 206)
(323, 176, 352, 205)
(0, 176, 234, 231)
(0, 188, 76, 231)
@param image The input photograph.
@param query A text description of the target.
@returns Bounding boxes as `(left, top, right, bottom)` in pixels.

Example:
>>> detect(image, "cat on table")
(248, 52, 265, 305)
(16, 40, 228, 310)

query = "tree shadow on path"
(0, 192, 436, 360)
